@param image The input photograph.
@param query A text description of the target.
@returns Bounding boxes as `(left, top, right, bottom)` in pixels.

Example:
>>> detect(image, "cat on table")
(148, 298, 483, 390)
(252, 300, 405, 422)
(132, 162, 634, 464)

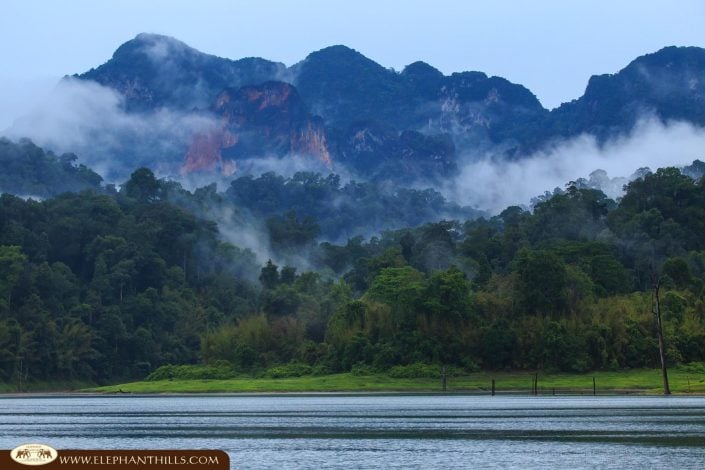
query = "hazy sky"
(1, 0, 704, 128)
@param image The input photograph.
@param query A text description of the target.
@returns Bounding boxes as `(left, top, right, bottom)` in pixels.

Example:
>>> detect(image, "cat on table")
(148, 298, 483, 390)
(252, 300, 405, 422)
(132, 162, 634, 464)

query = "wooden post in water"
(592, 377, 596, 396)
(491, 379, 495, 396)
(441, 366, 447, 392)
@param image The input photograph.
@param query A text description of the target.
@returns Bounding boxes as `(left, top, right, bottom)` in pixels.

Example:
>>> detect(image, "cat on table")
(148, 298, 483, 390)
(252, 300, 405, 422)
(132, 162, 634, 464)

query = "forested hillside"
(1, 164, 704, 385)
(223, 171, 478, 241)
(0, 138, 102, 198)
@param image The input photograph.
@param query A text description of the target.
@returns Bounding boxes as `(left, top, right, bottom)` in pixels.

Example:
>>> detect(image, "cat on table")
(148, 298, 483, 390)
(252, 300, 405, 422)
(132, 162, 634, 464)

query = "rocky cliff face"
(337, 121, 456, 180)
(182, 128, 238, 175)
(182, 82, 332, 175)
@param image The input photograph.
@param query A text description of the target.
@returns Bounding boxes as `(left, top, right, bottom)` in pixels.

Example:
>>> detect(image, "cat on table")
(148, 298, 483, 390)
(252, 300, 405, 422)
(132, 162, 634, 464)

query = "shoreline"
(3, 367, 703, 396)
(1, 389, 704, 398)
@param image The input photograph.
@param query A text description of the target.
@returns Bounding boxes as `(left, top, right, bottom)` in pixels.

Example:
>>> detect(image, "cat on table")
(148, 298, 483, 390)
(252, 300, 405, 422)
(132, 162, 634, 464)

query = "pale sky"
(1, 0, 704, 128)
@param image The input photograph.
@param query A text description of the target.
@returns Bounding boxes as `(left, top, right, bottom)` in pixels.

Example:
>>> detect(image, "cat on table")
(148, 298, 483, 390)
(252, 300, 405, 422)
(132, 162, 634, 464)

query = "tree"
(651, 276, 671, 395)
(367, 266, 424, 307)
(266, 210, 320, 252)
(259, 260, 279, 290)
(481, 320, 516, 370)
(515, 249, 567, 315)
(423, 266, 471, 322)
(280, 266, 297, 285)
(366, 266, 425, 329)
(123, 168, 161, 203)
(0, 246, 27, 308)
(262, 285, 301, 317)
(661, 257, 693, 289)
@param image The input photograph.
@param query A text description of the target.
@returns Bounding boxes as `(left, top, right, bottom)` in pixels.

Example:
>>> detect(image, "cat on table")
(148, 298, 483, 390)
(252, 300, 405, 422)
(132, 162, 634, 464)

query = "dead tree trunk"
(652, 277, 671, 395)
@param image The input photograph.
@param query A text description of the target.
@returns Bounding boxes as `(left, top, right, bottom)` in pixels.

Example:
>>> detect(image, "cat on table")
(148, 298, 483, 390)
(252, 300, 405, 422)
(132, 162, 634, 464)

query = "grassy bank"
(86, 367, 705, 394)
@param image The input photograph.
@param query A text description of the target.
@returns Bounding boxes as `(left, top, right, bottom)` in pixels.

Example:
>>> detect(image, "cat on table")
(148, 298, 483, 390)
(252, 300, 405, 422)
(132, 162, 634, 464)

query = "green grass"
(85, 367, 705, 394)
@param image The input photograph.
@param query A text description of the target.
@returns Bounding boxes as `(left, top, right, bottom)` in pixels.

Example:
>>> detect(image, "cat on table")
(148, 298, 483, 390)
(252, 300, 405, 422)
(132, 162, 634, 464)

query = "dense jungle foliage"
(1, 163, 705, 385)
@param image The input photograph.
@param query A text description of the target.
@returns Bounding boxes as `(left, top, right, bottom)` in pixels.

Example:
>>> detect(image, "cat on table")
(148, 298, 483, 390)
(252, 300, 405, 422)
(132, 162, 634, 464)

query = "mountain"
(62, 35, 705, 180)
(71, 35, 550, 180)
(542, 46, 705, 146)
(292, 45, 410, 128)
(334, 121, 457, 180)
(291, 44, 546, 146)
(78, 33, 286, 111)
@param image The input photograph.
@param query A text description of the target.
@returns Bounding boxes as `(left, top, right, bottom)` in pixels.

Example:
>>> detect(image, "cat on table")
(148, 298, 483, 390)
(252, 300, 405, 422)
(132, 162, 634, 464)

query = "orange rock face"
(181, 127, 238, 175)
(291, 120, 332, 168)
(181, 82, 333, 175)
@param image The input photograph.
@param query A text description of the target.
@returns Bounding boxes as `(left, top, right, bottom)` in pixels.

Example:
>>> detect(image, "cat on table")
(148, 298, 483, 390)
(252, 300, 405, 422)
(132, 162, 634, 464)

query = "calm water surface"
(1, 394, 705, 469)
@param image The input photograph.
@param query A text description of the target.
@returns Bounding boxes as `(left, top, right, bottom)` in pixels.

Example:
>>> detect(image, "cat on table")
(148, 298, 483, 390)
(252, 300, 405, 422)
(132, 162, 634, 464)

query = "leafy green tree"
(367, 266, 424, 309)
(480, 320, 516, 369)
(123, 168, 161, 203)
(661, 257, 693, 290)
(422, 266, 471, 322)
(280, 266, 297, 285)
(55, 319, 97, 378)
(259, 260, 279, 289)
(515, 249, 567, 315)
(586, 254, 631, 296)
(0, 138, 102, 197)
(0, 318, 22, 380)
(266, 210, 320, 252)
(0, 246, 27, 308)
(262, 285, 301, 317)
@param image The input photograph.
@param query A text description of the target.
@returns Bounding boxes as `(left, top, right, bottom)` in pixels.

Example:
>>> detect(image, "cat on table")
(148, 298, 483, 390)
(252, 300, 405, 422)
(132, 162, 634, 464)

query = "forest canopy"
(1, 161, 705, 385)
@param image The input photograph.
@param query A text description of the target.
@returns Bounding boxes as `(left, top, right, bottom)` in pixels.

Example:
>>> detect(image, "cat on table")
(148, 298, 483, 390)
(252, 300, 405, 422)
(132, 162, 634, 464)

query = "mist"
(195, 203, 325, 276)
(210, 205, 273, 267)
(4, 74, 705, 265)
(0, 75, 59, 131)
(2, 77, 217, 182)
(446, 118, 705, 213)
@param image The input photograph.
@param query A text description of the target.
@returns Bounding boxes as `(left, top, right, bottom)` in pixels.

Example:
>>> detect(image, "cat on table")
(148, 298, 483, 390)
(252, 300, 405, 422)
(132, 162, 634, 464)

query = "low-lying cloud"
(3, 77, 216, 182)
(446, 118, 705, 213)
(4, 76, 705, 228)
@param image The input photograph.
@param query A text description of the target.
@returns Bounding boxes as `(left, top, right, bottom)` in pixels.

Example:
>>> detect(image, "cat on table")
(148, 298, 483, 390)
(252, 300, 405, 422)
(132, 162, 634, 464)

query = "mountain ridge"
(64, 34, 705, 180)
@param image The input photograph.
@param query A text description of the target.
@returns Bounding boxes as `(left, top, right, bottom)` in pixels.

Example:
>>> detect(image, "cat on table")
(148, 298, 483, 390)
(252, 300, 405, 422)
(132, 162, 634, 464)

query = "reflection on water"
(1, 394, 704, 469)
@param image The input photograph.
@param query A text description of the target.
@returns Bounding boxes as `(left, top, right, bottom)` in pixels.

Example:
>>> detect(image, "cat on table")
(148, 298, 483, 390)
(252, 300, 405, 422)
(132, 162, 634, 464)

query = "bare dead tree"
(651, 276, 671, 395)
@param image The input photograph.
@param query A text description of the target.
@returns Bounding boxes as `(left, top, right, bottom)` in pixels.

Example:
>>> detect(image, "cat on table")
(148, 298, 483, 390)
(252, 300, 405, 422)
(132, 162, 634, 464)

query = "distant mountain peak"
(133, 32, 180, 43)
(305, 44, 365, 59)
(297, 44, 387, 75)
(627, 45, 705, 68)
(112, 32, 197, 61)
(79, 33, 285, 111)
(402, 61, 444, 79)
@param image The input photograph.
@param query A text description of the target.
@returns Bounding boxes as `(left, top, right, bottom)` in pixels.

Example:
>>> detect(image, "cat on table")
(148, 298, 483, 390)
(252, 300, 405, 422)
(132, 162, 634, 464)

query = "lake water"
(1, 394, 705, 469)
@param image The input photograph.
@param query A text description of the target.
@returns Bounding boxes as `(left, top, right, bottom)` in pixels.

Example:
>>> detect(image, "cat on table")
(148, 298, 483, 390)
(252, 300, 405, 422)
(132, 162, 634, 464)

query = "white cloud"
(3, 77, 217, 182)
(446, 118, 705, 213)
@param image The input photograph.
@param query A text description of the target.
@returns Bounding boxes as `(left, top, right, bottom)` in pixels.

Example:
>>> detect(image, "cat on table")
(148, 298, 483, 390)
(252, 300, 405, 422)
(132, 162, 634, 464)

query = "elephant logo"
(10, 444, 58, 466)
(14, 449, 32, 459)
